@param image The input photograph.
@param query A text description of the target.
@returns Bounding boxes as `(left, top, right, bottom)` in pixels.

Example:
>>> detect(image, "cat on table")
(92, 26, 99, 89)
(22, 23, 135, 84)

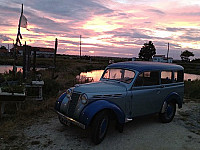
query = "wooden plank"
(0, 95, 25, 102)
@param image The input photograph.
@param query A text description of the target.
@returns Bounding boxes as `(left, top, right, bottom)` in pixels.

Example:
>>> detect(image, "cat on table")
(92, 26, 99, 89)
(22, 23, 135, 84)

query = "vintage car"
(55, 61, 184, 144)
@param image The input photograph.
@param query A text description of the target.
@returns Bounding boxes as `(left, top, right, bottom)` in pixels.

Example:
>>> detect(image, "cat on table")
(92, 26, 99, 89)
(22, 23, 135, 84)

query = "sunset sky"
(0, 0, 200, 59)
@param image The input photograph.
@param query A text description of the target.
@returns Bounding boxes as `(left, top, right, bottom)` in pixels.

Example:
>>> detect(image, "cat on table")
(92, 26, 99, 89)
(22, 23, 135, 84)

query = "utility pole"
(167, 43, 169, 63)
(52, 38, 58, 79)
(80, 35, 81, 58)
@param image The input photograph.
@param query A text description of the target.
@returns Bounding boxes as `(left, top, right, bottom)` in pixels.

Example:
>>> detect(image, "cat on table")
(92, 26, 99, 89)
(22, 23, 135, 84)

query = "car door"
(130, 71, 162, 117)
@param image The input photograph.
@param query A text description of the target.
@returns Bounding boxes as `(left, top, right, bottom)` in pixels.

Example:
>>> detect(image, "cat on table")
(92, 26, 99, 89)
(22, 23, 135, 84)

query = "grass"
(184, 80, 200, 101)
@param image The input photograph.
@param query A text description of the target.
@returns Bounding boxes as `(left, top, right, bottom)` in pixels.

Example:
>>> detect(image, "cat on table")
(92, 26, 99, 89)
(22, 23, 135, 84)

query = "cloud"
(0, 34, 12, 41)
(180, 36, 200, 41)
(147, 9, 165, 15)
(0, 0, 200, 59)
(13, 0, 113, 21)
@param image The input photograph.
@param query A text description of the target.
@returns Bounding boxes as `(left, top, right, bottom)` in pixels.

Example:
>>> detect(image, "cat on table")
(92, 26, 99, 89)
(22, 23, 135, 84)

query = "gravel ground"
(0, 102, 200, 150)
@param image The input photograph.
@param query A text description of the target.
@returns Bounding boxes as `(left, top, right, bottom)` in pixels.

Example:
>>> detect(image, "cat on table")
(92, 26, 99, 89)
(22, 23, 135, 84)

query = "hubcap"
(99, 118, 108, 139)
(166, 103, 174, 119)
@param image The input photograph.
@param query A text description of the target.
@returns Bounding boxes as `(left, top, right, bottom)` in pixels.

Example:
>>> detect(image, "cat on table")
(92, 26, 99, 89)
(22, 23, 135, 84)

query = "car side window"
(134, 71, 159, 86)
(161, 71, 172, 84)
(174, 70, 184, 82)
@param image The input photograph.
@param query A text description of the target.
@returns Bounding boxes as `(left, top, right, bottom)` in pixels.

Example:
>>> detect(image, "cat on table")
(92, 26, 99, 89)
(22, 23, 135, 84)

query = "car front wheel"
(159, 101, 176, 123)
(91, 111, 109, 145)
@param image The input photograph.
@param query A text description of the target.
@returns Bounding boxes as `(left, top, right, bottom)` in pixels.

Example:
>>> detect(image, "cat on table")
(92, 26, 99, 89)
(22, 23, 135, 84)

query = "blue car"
(55, 61, 184, 144)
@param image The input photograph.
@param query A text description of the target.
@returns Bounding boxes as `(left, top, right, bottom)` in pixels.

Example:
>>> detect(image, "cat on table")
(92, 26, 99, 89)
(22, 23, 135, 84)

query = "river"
(0, 65, 45, 74)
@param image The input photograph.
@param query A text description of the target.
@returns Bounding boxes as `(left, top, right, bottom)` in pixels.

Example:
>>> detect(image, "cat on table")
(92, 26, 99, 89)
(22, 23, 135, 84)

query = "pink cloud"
(0, 0, 200, 59)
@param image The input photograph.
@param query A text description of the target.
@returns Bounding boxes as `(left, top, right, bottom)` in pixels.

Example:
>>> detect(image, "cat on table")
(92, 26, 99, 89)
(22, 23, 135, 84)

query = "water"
(77, 70, 200, 82)
(184, 73, 200, 81)
(77, 70, 104, 82)
(0, 65, 45, 74)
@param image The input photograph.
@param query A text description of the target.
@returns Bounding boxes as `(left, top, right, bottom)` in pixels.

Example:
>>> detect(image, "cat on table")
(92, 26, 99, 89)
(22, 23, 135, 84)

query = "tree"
(180, 50, 194, 61)
(0, 45, 7, 49)
(138, 41, 156, 61)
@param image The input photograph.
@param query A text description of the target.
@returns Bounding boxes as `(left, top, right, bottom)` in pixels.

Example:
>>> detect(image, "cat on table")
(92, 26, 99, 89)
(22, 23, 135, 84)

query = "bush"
(184, 80, 200, 99)
(43, 78, 61, 98)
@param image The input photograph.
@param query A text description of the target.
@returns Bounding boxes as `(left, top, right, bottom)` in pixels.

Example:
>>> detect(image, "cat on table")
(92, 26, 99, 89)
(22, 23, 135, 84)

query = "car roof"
(107, 61, 184, 72)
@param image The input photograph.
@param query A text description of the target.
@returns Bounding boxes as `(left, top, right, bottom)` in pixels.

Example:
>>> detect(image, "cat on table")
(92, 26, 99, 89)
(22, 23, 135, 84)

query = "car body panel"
(79, 100, 125, 127)
(74, 81, 127, 93)
(131, 85, 163, 116)
(55, 61, 184, 130)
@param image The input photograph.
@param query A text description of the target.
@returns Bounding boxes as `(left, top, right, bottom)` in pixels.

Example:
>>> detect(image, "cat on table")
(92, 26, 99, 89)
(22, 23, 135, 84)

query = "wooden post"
(52, 38, 58, 79)
(33, 49, 36, 72)
(23, 42, 26, 79)
(27, 46, 31, 72)
(12, 45, 17, 76)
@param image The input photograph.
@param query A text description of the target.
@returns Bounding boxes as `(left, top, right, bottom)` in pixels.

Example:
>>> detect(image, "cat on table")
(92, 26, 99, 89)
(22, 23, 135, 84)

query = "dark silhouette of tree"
(138, 41, 156, 61)
(180, 50, 194, 61)
(0, 45, 7, 49)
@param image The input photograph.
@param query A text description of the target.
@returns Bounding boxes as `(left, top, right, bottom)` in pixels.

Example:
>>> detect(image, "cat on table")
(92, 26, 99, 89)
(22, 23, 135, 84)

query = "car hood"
(74, 81, 127, 93)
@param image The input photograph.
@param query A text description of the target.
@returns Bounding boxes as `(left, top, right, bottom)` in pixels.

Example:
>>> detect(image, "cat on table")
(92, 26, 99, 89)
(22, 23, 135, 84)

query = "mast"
(80, 35, 81, 58)
(15, 4, 23, 46)
(167, 43, 169, 62)
(13, 4, 23, 75)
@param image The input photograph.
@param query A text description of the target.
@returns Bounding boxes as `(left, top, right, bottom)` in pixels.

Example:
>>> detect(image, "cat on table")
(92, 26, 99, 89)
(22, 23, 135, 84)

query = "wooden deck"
(0, 92, 25, 102)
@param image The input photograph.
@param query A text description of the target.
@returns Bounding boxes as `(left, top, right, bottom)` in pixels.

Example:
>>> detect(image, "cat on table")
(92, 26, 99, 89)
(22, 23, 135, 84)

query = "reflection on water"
(77, 70, 200, 83)
(76, 70, 104, 83)
(184, 73, 200, 81)
(0, 65, 23, 73)
(0, 65, 45, 74)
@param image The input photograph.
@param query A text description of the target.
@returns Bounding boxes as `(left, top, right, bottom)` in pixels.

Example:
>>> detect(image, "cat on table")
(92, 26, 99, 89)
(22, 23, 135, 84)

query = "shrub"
(184, 80, 200, 99)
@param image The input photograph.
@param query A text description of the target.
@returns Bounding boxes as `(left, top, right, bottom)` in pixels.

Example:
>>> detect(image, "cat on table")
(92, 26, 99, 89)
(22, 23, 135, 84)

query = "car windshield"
(102, 68, 135, 84)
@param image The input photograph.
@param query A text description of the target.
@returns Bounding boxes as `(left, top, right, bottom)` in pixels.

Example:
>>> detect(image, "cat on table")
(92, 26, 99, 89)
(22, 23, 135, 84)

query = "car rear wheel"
(159, 101, 176, 123)
(91, 111, 109, 145)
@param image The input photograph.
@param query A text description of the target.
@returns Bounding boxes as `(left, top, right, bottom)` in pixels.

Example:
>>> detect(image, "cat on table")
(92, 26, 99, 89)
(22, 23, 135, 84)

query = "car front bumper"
(56, 111, 86, 129)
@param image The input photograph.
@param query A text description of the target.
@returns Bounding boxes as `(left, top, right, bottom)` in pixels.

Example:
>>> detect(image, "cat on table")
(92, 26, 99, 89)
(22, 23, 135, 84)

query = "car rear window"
(161, 71, 173, 84)
(134, 71, 159, 86)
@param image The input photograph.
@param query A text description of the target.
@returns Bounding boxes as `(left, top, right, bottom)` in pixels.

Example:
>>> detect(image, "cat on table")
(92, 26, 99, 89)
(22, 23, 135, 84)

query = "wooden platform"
(0, 92, 26, 118)
(0, 93, 26, 102)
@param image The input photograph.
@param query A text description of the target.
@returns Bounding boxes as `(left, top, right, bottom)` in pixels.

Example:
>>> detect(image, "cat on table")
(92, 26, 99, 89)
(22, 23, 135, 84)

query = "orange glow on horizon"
(83, 16, 123, 32)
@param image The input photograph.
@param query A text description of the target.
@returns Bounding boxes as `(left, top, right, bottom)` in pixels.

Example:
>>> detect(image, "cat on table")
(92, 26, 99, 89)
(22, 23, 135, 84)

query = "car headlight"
(80, 94, 88, 104)
(66, 88, 74, 98)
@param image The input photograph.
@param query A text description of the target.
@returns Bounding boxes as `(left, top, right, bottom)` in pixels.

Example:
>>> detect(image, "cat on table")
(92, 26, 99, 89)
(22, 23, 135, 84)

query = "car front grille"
(67, 92, 80, 117)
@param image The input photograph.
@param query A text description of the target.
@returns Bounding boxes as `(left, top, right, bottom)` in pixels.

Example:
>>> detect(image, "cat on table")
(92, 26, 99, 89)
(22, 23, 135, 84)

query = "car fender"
(79, 100, 125, 127)
(161, 92, 182, 113)
(55, 92, 66, 111)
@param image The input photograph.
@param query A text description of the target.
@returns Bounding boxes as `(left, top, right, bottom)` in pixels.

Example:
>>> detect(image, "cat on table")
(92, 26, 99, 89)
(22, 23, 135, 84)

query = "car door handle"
(156, 90, 161, 94)
(161, 85, 165, 88)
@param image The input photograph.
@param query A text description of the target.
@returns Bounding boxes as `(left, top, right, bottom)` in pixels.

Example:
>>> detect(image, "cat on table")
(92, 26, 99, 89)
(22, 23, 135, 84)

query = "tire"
(116, 122, 124, 133)
(91, 111, 109, 145)
(159, 101, 176, 123)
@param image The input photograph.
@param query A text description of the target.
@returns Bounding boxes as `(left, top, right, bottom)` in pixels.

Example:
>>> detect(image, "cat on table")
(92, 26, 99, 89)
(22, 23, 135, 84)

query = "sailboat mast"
(15, 4, 23, 46)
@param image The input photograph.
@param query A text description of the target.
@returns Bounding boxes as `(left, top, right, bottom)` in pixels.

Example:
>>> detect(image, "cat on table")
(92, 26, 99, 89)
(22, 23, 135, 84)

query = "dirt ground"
(0, 102, 200, 150)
